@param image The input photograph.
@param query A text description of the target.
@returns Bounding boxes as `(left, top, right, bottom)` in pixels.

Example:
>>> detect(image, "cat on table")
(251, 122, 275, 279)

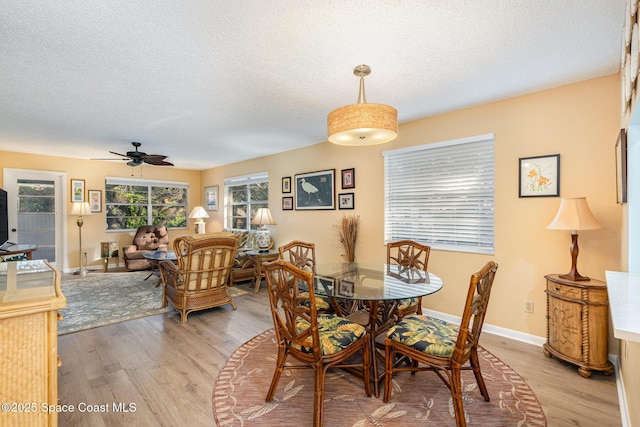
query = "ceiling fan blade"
(108, 151, 130, 158)
(91, 158, 128, 161)
(143, 156, 174, 166)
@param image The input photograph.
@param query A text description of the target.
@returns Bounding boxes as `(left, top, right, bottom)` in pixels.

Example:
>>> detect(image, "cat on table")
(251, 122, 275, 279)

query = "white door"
(3, 169, 66, 268)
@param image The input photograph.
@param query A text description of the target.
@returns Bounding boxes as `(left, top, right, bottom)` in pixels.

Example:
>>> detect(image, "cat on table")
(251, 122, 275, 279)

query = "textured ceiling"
(0, 1, 627, 170)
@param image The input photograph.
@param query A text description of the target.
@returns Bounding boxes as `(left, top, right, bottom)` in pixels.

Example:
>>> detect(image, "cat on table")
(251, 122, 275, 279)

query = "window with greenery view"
(383, 134, 495, 254)
(105, 177, 188, 231)
(224, 172, 268, 231)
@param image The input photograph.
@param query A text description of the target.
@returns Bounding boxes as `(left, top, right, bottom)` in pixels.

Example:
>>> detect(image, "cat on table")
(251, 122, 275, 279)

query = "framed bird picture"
(294, 169, 335, 210)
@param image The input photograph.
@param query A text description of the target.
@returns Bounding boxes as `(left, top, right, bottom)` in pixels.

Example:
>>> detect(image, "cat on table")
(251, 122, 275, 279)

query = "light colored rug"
(213, 329, 546, 426)
(58, 271, 248, 334)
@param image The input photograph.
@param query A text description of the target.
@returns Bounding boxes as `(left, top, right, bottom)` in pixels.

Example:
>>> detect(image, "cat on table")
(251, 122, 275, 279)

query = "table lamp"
(251, 207, 276, 252)
(546, 197, 603, 281)
(70, 202, 92, 276)
(189, 206, 209, 234)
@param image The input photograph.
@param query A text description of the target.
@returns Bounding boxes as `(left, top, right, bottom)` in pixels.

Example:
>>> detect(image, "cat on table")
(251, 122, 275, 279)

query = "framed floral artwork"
(518, 154, 560, 198)
(88, 190, 102, 212)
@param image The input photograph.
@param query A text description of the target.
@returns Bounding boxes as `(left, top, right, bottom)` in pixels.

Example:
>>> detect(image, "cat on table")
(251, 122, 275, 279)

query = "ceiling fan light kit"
(327, 64, 398, 146)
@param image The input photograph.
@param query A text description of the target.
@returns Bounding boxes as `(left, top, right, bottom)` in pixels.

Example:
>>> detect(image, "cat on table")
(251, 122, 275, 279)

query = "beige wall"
(203, 74, 622, 339)
(0, 151, 202, 271)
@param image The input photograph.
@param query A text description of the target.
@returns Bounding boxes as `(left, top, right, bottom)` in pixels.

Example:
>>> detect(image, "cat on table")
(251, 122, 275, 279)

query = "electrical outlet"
(524, 300, 534, 313)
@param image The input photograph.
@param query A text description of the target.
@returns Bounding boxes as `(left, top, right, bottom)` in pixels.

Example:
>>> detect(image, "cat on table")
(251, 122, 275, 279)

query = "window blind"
(383, 134, 495, 254)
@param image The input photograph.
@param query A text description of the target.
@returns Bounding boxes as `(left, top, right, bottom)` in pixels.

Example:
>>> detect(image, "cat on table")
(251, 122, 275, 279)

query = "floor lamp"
(71, 202, 92, 276)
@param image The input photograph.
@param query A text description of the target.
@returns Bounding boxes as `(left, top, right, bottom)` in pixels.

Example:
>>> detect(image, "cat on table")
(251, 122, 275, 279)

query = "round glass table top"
(142, 250, 177, 261)
(314, 262, 443, 301)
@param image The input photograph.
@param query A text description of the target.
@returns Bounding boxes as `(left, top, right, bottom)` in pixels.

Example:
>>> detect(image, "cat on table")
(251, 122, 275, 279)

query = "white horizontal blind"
(383, 134, 495, 254)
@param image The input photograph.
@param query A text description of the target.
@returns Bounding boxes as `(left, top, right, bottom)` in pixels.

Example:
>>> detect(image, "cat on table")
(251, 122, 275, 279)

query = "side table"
(543, 274, 614, 377)
(100, 242, 119, 272)
(248, 250, 279, 293)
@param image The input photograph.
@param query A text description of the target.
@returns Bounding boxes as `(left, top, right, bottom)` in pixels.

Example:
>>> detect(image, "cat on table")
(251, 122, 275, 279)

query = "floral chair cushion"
(386, 314, 459, 358)
(294, 315, 367, 356)
(396, 297, 419, 311)
(298, 291, 332, 311)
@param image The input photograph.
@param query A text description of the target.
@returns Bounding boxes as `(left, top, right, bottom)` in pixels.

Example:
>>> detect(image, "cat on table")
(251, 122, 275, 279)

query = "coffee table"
(142, 250, 177, 286)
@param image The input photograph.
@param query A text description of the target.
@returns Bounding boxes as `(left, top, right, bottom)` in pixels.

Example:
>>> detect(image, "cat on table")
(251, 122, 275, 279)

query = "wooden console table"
(543, 274, 614, 377)
(0, 260, 66, 426)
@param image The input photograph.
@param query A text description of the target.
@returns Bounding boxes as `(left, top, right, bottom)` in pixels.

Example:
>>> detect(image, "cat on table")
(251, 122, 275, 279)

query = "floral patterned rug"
(213, 329, 546, 426)
(58, 271, 247, 334)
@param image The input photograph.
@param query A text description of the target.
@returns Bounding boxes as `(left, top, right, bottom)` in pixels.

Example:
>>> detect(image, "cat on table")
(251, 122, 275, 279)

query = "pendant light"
(327, 64, 398, 146)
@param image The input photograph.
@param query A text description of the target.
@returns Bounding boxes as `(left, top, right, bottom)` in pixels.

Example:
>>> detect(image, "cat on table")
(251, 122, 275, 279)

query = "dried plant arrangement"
(332, 214, 360, 262)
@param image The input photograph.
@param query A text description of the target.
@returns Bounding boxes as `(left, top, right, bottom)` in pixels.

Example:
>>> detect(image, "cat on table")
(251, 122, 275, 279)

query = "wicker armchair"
(159, 235, 237, 323)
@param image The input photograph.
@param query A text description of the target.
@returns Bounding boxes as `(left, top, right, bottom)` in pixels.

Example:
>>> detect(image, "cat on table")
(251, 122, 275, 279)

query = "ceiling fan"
(92, 142, 174, 167)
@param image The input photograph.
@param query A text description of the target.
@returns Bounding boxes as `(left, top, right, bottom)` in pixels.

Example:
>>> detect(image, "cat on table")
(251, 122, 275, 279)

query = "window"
(224, 172, 269, 231)
(383, 134, 495, 254)
(105, 177, 188, 231)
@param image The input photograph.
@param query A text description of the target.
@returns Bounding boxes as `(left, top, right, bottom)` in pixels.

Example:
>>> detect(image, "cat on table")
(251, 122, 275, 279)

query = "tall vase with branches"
(333, 214, 360, 262)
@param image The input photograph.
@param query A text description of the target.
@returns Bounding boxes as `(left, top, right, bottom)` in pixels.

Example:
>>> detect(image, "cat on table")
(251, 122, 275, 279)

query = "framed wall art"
(338, 192, 354, 210)
(282, 196, 293, 210)
(88, 190, 102, 212)
(205, 185, 219, 211)
(282, 176, 291, 193)
(71, 179, 85, 202)
(616, 129, 627, 204)
(518, 154, 560, 198)
(341, 168, 355, 189)
(294, 169, 335, 210)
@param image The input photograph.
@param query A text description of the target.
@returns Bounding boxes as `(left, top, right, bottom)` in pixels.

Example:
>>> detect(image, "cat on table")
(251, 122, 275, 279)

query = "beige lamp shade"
(327, 64, 398, 146)
(188, 206, 209, 219)
(251, 207, 276, 227)
(70, 202, 92, 217)
(546, 197, 603, 231)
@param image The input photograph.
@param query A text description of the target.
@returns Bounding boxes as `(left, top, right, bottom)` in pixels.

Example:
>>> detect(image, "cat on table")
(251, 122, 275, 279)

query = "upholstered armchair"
(158, 235, 238, 323)
(122, 225, 170, 271)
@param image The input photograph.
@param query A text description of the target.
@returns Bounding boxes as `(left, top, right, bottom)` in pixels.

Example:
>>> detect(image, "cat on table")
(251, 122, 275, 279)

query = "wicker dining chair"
(386, 240, 431, 320)
(278, 240, 334, 313)
(263, 259, 372, 427)
(159, 235, 237, 323)
(383, 260, 498, 427)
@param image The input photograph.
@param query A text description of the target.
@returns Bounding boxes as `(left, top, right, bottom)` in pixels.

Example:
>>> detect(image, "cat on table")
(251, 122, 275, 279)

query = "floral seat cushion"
(386, 314, 459, 358)
(298, 291, 332, 311)
(396, 297, 419, 311)
(294, 315, 367, 356)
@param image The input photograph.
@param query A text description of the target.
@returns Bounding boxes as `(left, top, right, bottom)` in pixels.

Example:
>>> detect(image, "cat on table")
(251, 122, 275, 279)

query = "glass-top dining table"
(313, 262, 444, 395)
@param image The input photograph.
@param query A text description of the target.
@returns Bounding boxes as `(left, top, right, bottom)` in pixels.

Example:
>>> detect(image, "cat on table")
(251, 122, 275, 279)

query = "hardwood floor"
(57, 282, 621, 426)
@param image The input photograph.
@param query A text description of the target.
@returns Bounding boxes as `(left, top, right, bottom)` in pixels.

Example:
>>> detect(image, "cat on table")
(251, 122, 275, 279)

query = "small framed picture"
(88, 190, 102, 212)
(338, 193, 354, 210)
(338, 279, 354, 297)
(282, 176, 291, 193)
(71, 179, 85, 202)
(282, 196, 293, 210)
(616, 129, 627, 204)
(518, 154, 560, 198)
(341, 168, 355, 189)
(205, 185, 219, 211)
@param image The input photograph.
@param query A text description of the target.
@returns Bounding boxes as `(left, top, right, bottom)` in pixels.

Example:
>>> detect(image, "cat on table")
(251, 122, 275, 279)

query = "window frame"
(224, 172, 269, 232)
(104, 177, 189, 232)
(383, 133, 495, 255)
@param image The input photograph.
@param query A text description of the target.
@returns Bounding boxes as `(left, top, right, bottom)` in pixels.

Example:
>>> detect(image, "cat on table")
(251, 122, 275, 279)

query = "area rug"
(213, 329, 546, 426)
(58, 271, 248, 335)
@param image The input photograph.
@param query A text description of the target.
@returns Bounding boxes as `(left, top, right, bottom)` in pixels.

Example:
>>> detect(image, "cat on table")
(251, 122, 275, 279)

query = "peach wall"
(0, 151, 201, 271)
(204, 74, 621, 339)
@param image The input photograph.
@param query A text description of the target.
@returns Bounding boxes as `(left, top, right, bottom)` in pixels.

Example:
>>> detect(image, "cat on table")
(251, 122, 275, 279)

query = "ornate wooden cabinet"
(543, 274, 613, 378)
(0, 260, 66, 426)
